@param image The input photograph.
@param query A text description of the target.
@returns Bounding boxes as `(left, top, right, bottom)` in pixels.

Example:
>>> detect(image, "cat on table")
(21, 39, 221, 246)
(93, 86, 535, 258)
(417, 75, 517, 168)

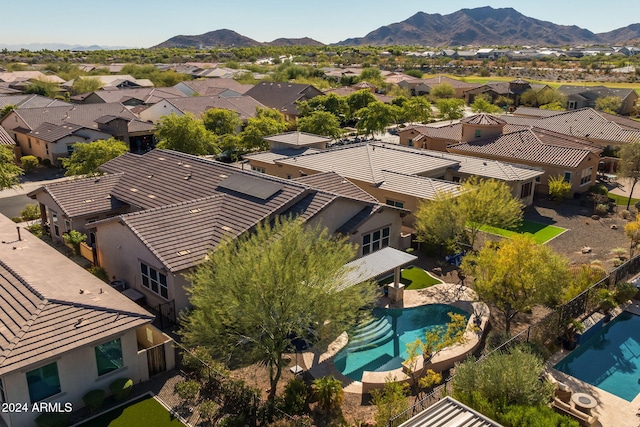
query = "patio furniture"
(544, 372, 572, 403)
(552, 397, 599, 427)
(571, 392, 598, 414)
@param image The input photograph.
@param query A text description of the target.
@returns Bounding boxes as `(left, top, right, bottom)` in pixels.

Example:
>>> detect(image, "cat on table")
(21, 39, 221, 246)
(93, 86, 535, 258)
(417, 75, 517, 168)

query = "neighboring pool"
(554, 311, 640, 401)
(334, 304, 470, 381)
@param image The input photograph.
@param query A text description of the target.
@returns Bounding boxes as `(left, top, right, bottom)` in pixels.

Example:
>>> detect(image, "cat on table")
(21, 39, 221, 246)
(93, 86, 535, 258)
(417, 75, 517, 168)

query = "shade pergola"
(337, 247, 418, 291)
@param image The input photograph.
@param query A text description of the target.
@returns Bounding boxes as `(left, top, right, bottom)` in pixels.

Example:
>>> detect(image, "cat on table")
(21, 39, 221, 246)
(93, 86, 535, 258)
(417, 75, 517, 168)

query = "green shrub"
(199, 400, 218, 422)
(282, 378, 309, 415)
(594, 204, 608, 216)
(109, 377, 133, 401)
(10, 217, 22, 223)
(27, 223, 44, 238)
(41, 158, 52, 167)
(548, 175, 572, 201)
(174, 379, 200, 401)
(20, 204, 40, 222)
(621, 209, 631, 219)
(62, 229, 87, 256)
(499, 404, 579, 427)
(20, 155, 39, 172)
(588, 183, 608, 195)
(83, 389, 105, 413)
(615, 281, 637, 303)
(34, 412, 69, 427)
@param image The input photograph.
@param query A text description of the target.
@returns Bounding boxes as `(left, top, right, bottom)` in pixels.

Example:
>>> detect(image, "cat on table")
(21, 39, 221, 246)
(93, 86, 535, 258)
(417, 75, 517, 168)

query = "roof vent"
(177, 250, 191, 256)
(189, 208, 202, 213)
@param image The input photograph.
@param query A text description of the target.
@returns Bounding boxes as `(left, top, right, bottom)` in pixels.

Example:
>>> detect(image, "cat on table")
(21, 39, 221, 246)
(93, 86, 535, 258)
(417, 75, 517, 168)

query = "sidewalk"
(608, 176, 640, 200)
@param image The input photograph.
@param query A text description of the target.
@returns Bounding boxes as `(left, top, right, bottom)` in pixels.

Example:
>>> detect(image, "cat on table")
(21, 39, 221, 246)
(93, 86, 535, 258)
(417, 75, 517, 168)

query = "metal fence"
(387, 253, 640, 427)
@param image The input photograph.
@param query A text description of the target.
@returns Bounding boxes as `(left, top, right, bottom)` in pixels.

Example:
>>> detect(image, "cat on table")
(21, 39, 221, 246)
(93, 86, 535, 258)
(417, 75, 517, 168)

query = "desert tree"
(180, 216, 376, 401)
(461, 234, 570, 334)
(617, 140, 640, 209)
(62, 138, 129, 176)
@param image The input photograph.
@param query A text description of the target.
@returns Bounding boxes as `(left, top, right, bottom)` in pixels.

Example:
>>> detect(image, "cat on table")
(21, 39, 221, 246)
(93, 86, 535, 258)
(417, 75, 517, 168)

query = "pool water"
(333, 304, 470, 381)
(554, 311, 640, 401)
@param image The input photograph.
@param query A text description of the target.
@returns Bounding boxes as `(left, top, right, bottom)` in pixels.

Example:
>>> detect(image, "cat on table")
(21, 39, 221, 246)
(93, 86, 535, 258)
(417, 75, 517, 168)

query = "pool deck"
(548, 301, 640, 427)
(301, 283, 490, 394)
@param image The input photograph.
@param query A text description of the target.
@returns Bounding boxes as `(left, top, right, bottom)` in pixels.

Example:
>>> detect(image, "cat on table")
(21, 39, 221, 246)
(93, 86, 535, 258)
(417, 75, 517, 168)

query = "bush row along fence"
(387, 253, 640, 427)
(173, 341, 295, 426)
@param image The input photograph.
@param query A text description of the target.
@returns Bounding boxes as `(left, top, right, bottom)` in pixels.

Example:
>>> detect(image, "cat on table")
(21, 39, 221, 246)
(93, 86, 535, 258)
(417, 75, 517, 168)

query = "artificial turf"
(77, 395, 186, 427)
(608, 192, 640, 207)
(478, 219, 566, 244)
(379, 266, 443, 290)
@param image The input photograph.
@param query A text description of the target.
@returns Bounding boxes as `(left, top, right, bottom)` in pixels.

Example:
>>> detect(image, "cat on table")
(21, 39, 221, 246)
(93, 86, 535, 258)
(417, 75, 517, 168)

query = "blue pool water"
(554, 311, 640, 401)
(334, 304, 470, 381)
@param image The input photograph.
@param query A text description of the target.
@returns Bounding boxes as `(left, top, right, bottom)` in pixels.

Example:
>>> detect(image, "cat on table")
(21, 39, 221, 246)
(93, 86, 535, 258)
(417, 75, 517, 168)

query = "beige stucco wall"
(447, 147, 599, 196)
(0, 329, 143, 427)
(95, 220, 190, 314)
(138, 101, 183, 123)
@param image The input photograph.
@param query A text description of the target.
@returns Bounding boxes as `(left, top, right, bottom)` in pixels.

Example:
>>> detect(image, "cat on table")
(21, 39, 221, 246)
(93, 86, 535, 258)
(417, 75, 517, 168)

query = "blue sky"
(2, 0, 638, 48)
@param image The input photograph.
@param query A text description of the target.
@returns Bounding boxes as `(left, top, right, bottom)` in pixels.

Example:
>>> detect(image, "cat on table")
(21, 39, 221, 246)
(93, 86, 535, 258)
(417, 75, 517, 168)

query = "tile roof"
(264, 131, 333, 146)
(163, 95, 266, 120)
(294, 171, 379, 203)
(179, 78, 252, 95)
(399, 396, 503, 427)
(404, 122, 463, 141)
(461, 113, 506, 126)
(377, 170, 462, 199)
(243, 147, 321, 163)
(9, 103, 146, 133)
(0, 215, 152, 375)
(27, 122, 86, 143)
(28, 174, 126, 218)
(0, 71, 65, 84)
(91, 150, 392, 272)
(449, 127, 600, 168)
(420, 76, 479, 89)
(511, 107, 565, 118)
(0, 126, 14, 146)
(245, 82, 323, 115)
(0, 94, 71, 109)
(502, 108, 640, 144)
(85, 87, 187, 104)
(275, 142, 460, 184)
(557, 85, 637, 101)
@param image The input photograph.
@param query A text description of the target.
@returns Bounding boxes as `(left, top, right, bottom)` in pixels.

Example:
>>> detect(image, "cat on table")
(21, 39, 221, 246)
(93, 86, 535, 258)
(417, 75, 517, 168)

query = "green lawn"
(478, 220, 566, 244)
(77, 395, 186, 427)
(608, 192, 640, 207)
(379, 266, 443, 290)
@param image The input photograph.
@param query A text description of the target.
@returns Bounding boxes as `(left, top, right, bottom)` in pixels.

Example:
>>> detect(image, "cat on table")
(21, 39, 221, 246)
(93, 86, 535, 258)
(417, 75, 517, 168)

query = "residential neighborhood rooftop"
(0, 214, 153, 375)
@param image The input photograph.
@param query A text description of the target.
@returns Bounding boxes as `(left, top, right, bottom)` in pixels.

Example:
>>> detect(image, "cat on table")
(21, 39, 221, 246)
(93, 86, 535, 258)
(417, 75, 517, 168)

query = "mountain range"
(153, 7, 640, 48)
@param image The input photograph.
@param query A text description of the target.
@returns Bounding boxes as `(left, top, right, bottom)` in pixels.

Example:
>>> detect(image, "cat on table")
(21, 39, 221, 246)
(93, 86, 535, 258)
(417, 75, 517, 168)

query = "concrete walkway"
(607, 176, 640, 200)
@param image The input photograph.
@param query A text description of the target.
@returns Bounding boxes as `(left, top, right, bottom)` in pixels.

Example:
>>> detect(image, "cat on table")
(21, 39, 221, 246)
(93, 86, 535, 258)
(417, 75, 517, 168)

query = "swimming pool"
(554, 311, 640, 401)
(333, 304, 470, 381)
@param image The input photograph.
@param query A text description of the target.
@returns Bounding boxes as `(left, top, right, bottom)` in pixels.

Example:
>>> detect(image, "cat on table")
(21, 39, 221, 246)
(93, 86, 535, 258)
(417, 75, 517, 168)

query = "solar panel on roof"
(217, 174, 282, 200)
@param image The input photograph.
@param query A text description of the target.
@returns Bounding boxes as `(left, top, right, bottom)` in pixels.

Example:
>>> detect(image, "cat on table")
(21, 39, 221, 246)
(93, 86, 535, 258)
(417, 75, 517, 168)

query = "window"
(362, 227, 390, 255)
(452, 176, 461, 183)
(0, 378, 5, 403)
(568, 101, 577, 110)
(386, 199, 404, 209)
(26, 362, 60, 403)
(51, 210, 59, 236)
(67, 145, 75, 156)
(95, 338, 123, 376)
(140, 262, 168, 299)
(45, 143, 49, 155)
(475, 129, 482, 138)
(28, 138, 32, 149)
(64, 219, 71, 233)
(535, 176, 541, 183)
(580, 167, 593, 185)
(286, 174, 292, 179)
(251, 166, 265, 173)
(520, 181, 532, 199)
(408, 139, 414, 147)
(563, 172, 572, 183)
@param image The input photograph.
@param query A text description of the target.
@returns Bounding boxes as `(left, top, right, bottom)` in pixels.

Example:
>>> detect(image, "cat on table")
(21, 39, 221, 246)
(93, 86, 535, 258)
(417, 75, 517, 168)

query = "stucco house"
(0, 215, 173, 427)
(29, 150, 406, 316)
(246, 134, 543, 227)
(401, 113, 601, 195)
(0, 103, 155, 162)
(245, 82, 324, 120)
(557, 85, 638, 115)
(137, 95, 266, 124)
